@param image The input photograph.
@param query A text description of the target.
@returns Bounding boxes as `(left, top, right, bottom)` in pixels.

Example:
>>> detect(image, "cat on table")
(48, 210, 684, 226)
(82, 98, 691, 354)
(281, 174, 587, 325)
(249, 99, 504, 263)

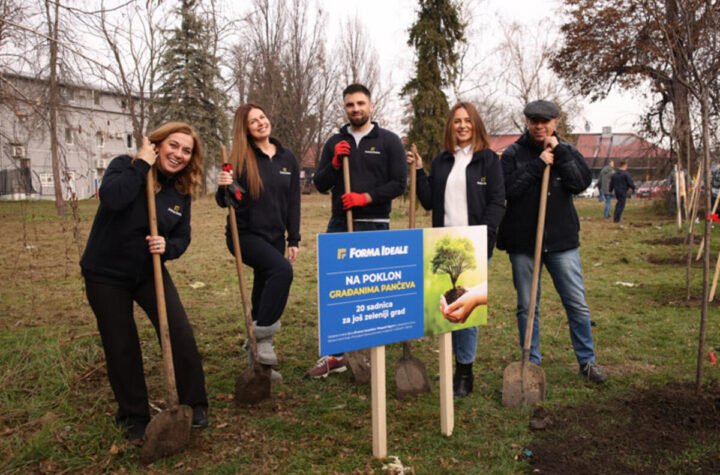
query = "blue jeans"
(603, 193, 612, 218)
(509, 249, 596, 366)
(452, 326, 478, 365)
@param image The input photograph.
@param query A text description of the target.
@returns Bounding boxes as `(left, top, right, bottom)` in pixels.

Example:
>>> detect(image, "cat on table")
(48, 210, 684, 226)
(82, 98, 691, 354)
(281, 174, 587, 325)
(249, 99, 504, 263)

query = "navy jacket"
(81, 155, 191, 285)
(497, 132, 591, 255)
(609, 170, 635, 197)
(216, 138, 301, 248)
(416, 148, 505, 257)
(313, 122, 407, 220)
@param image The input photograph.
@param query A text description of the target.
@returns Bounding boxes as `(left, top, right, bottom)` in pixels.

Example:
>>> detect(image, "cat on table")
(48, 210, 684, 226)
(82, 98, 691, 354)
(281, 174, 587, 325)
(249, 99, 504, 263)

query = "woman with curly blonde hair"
(81, 121, 209, 440)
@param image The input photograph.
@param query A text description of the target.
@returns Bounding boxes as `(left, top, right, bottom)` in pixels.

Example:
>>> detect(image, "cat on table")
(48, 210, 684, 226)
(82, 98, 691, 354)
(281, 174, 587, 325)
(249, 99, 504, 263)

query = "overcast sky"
(317, 0, 649, 134)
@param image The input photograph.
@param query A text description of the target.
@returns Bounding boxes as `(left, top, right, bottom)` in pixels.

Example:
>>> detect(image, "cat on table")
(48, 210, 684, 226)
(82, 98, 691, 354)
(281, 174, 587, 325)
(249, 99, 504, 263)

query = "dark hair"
(443, 102, 490, 152)
(230, 103, 266, 199)
(146, 121, 203, 197)
(342, 83, 371, 99)
(619, 160, 628, 167)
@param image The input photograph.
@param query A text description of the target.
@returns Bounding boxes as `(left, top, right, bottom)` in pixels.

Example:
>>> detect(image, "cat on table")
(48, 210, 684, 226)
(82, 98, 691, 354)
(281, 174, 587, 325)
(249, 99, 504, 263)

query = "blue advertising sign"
(317, 229, 425, 356)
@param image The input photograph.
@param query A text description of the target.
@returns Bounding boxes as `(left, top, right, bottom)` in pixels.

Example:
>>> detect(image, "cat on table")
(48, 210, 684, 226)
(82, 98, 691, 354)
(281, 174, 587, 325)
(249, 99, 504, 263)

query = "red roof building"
(490, 129, 673, 180)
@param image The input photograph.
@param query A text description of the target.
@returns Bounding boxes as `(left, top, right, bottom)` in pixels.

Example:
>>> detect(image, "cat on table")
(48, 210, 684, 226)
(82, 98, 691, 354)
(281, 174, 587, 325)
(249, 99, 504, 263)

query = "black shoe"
(118, 418, 148, 441)
(192, 405, 209, 429)
(453, 362, 474, 399)
(579, 361, 607, 384)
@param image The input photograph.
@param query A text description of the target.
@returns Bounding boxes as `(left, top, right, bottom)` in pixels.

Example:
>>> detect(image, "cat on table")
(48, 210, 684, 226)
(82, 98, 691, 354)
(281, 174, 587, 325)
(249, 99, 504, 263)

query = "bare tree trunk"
(45, 0, 65, 216)
(695, 90, 711, 393)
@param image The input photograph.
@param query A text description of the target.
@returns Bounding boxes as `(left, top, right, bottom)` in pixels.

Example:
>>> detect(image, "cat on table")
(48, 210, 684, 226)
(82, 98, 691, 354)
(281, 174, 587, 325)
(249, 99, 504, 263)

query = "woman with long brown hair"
(408, 102, 505, 398)
(81, 122, 209, 440)
(216, 104, 300, 381)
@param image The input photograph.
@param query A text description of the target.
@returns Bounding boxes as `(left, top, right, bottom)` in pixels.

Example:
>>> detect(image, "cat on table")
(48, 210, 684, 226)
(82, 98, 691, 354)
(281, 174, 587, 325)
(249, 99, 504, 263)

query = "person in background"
(497, 100, 607, 385)
(306, 83, 407, 378)
(609, 160, 635, 223)
(598, 160, 615, 219)
(408, 102, 505, 398)
(81, 122, 208, 440)
(216, 103, 300, 382)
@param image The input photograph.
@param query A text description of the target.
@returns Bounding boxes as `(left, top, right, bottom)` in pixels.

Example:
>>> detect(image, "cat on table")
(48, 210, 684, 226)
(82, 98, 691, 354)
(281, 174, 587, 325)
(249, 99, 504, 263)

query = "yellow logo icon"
(174, 205, 180, 212)
(337, 248, 347, 259)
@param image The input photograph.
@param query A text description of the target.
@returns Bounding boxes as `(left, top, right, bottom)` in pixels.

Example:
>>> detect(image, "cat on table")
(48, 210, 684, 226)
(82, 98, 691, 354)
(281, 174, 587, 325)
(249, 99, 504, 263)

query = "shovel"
(395, 145, 431, 399)
(342, 155, 372, 384)
(221, 153, 272, 405)
(141, 168, 193, 464)
(501, 164, 549, 407)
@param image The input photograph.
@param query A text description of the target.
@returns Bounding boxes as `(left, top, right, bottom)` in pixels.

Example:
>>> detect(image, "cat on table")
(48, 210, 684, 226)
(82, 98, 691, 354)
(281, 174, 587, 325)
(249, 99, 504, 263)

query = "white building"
(0, 73, 140, 200)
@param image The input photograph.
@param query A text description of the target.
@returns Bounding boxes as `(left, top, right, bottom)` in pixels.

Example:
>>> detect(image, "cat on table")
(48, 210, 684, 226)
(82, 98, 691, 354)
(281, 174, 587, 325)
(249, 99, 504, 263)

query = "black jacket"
(81, 155, 191, 285)
(609, 170, 635, 197)
(497, 132, 591, 254)
(216, 138, 301, 247)
(416, 148, 505, 257)
(313, 122, 407, 220)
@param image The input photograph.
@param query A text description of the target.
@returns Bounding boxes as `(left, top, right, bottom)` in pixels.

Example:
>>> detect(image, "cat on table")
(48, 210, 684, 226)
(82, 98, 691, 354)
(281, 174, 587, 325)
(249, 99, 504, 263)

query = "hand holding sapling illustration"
(440, 282, 487, 323)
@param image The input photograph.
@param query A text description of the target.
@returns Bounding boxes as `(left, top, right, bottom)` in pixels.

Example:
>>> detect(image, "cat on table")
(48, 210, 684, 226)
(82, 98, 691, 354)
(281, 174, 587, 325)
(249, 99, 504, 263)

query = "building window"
(40, 173, 54, 186)
(60, 86, 74, 102)
(93, 90, 101, 106)
(96, 131, 104, 148)
(126, 133, 133, 149)
(120, 99, 127, 109)
(65, 127, 73, 144)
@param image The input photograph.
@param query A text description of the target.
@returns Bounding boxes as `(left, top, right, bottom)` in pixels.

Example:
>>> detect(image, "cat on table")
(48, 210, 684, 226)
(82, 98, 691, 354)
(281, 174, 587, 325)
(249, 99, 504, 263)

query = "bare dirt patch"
(529, 381, 720, 474)
(642, 236, 686, 246)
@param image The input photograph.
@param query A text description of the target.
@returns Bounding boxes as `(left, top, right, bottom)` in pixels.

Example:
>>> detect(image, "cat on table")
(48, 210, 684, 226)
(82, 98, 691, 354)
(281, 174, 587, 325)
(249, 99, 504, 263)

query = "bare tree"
(44, 0, 67, 215)
(82, 0, 169, 146)
(498, 20, 582, 135)
(335, 15, 390, 125)
(236, 0, 334, 166)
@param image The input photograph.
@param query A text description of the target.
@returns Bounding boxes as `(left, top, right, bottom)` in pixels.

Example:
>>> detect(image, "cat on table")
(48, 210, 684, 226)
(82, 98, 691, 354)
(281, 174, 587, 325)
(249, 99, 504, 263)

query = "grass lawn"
(1, 193, 719, 474)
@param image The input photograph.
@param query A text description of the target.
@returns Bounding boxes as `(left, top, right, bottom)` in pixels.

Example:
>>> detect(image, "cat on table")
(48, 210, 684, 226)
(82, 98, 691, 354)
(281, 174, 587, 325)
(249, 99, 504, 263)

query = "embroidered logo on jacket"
(279, 167, 291, 175)
(365, 146, 381, 155)
(477, 176, 487, 185)
(168, 205, 182, 217)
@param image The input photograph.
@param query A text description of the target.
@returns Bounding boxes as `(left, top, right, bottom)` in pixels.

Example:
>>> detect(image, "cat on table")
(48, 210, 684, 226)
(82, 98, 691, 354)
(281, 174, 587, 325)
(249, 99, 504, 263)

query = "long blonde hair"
(229, 103, 265, 199)
(146, 121, 204, 197)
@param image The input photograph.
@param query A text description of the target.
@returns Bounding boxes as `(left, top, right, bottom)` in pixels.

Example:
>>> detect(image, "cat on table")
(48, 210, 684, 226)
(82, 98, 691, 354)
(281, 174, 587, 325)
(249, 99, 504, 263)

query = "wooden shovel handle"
(147, 168, 180, 407)
(343, 156, 353, 232)
(409, 144, 418, 228)
(221, 146, 259, 361)
(522, 165, 551, 362)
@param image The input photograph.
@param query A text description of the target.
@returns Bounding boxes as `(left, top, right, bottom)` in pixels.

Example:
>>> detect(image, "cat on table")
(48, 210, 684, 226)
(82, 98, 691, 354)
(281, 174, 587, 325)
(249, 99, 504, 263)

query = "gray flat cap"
(523, 100, 560, 120)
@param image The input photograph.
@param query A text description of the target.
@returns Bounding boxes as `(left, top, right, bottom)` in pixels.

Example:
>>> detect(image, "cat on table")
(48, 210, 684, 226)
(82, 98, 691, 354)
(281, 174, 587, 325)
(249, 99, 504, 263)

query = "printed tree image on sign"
(431, 236, 477, 308)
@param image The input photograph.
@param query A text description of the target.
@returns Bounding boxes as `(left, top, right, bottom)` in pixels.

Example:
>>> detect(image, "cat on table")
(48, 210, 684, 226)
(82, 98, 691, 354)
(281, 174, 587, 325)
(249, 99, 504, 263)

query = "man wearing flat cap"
(497, 100, 607, 384)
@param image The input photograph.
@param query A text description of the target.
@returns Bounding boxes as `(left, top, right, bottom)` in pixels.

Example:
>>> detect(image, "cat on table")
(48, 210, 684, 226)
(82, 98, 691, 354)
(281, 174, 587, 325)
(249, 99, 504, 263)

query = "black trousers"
(613, 193, 628, 223)
(85, 268, 208, 424)
(228, 232, 293, 327)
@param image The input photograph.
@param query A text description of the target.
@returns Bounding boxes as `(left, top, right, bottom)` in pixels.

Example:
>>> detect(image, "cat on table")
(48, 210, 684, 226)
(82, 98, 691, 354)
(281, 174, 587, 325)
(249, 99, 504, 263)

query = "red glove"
(331, 140, 351, 169)
(342, 192, 368, 210)
(221, 163, 244, 208)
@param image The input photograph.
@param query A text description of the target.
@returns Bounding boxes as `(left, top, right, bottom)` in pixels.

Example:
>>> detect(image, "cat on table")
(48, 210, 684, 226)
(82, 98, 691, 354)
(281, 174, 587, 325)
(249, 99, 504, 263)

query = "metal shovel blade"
(346, 349, 371, 384)
(234, 364, 272, 405)
(501, 361, 546, 407)
(140, 404, 193, 464)
(395, 342, 431, 399)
